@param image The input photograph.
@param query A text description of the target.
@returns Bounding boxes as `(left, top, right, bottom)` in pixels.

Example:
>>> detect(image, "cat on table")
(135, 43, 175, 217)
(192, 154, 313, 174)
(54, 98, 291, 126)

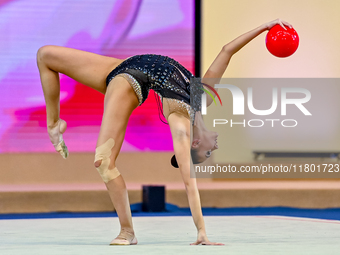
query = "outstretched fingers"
(281, 20, 293, 29)
(266, 19, 293, 31)
(278, 19, 293, 30)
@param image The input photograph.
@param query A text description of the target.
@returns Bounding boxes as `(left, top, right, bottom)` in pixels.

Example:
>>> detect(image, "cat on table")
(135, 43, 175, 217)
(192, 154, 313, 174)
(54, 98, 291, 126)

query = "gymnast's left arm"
(203, 18, 293, 107)
(168, 113, 224, 245)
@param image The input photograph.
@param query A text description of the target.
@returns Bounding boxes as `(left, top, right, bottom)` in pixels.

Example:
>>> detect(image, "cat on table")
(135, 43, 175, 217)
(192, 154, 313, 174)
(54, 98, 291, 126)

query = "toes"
(110, 239, 130, 245)
(48, 119, 69, 158)
(110, 236, 137, 245)
(56, 140, 69, 159)
(110, 231, 137, 245)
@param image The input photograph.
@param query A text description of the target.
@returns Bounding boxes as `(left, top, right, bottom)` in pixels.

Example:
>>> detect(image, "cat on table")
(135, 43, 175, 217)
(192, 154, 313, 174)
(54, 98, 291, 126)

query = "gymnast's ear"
(171, 154, 179, 168)
(191, 139, 200, 149)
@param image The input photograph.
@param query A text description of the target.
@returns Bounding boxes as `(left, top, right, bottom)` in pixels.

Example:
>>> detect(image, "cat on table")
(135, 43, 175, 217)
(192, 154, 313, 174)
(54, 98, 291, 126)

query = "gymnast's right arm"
(168, 113, 223, 245)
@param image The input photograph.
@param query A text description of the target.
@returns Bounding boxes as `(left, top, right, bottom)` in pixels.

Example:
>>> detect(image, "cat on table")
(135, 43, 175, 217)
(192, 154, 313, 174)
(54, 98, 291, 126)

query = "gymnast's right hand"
(190, 231, 224, 246)
(47, 119, 69, 159)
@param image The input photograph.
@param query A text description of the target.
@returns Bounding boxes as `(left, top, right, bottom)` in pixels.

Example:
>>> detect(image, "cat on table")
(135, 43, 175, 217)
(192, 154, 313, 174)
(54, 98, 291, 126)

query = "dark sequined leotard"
(106, 54, 202, 123)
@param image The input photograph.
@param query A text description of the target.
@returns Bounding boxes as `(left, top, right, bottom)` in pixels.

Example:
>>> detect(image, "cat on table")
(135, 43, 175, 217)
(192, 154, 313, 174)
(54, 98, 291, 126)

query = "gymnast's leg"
(37, 46, 139, 244)
(94, 76, 139, 245)
(36, 45, 122, 157)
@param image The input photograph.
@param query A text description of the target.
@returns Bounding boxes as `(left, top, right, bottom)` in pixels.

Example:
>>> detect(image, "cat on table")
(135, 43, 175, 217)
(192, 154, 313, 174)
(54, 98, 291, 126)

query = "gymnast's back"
(106, 54, 195, 122)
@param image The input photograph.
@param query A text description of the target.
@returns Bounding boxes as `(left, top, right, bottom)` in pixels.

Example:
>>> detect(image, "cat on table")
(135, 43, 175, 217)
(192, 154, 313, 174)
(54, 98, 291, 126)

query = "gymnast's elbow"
(222, 43, 235, 56)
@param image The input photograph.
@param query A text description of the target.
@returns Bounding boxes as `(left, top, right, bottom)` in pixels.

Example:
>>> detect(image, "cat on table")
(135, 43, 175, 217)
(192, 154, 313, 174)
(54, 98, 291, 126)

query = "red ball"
(265, 24, 299, 58)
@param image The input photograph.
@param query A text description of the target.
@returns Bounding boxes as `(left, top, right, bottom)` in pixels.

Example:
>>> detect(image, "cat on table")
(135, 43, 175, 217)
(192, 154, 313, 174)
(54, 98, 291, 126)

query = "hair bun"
(171, 155, 179, 168)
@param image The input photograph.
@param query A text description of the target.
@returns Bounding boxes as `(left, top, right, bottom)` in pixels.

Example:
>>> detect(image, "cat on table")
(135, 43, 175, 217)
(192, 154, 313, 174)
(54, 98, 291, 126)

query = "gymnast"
(37, 19, 292, 245)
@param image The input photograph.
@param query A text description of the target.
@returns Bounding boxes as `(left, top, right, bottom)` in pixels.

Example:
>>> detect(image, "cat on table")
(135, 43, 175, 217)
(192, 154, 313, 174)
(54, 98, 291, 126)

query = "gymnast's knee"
(36, 45, 56, 65)
(94, 138, 121, 183)
(94, 160, 102, 168)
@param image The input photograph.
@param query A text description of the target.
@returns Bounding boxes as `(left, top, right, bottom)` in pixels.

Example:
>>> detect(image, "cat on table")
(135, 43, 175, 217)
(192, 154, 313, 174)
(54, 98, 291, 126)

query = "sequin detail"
(190, 78, 204, 123)
(163, 98, 191, 120)
(116, 73, 143, 106)
(105, 54, 196, 123)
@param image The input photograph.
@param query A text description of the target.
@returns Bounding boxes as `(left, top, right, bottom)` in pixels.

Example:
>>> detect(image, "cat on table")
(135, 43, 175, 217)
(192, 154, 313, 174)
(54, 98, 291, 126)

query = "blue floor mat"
(1, 203, 340, 221)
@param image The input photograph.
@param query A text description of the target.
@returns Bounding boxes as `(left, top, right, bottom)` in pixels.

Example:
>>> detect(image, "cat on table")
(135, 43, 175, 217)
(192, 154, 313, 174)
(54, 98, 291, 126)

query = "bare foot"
(110, 229, 137, 245)
(47, 119, 69, 159)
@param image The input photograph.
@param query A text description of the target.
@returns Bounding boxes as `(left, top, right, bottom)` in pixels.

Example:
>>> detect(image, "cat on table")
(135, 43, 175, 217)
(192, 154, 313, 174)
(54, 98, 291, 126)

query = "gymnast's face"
(191, 130, 219, 163)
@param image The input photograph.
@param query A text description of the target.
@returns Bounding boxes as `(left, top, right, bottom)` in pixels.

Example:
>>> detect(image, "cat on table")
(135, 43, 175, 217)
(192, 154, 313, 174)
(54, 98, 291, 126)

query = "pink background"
(0, 0, 195, 153)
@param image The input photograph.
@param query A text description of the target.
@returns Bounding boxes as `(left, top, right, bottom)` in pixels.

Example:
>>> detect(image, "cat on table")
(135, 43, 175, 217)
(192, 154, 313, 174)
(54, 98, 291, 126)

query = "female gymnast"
(37, 19, 292, 245)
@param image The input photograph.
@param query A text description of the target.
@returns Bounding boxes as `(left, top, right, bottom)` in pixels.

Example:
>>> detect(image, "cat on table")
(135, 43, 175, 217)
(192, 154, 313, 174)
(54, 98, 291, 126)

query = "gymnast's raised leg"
(36, 45, 121, 156)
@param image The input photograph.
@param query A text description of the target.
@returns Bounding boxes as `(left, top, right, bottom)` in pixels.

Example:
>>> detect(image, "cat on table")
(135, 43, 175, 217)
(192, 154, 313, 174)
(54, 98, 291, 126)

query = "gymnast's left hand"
(190, 232, 224, 245)
(265, 18, 293, 30)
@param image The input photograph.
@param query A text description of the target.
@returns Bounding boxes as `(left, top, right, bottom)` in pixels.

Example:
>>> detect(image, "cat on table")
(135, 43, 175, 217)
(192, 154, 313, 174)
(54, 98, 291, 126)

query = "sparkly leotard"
(106, 54, 202, 123)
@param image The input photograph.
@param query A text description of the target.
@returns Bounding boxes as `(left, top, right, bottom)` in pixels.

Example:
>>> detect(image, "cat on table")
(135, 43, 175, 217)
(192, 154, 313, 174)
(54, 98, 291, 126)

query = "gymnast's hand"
(265, 18, 293, 30)
(190, 231, 224, 246)
(47, 119, 69, 159)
